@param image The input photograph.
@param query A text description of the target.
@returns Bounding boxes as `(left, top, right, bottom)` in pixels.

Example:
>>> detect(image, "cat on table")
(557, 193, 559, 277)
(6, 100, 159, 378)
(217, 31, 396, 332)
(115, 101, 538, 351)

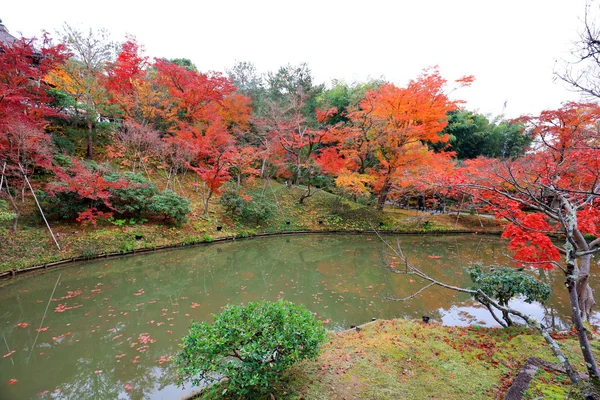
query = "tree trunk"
(376, 181, 391, 211)
(500, 301, 513, 327)
(298, 182, 311, 204)
(165, 168, 173, 191)
(203, 190, 212, 216)
(3, 176, 20, 232)
(87, 121, 94, 159)
(295, 157, 302, 185)
(577, 254, 595, 321)
(260, 157, 267, 178)
(566, 256, 600, 383)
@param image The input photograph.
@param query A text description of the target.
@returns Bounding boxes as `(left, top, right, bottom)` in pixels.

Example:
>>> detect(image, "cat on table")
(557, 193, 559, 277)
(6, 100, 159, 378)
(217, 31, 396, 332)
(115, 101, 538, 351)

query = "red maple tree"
(455, 102, 600, 381)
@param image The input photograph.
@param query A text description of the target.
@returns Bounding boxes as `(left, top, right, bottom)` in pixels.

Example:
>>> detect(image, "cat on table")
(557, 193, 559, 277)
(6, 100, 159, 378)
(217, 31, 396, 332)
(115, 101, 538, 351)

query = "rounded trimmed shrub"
(148, 190, 191, 225)
(176, 300, 327, 398)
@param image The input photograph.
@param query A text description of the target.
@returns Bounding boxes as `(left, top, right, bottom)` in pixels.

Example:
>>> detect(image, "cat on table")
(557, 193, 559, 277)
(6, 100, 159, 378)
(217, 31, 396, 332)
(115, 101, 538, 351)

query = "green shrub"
(38, 188, 89, 220)
(120, 240, 136, 252)
(220, 188, 275, 225)
(241, 194, 275, 224)
(42, 167, 161, 222)
(220, 188, 244, 218)
(236, 229, 257, 238)
(0, 199, 16, 222)
(105, 172, 159, 217)
(52, 135, 75, 155)
(176, 300, 327, 398)
(467, 264, 551, 326)
(182, 236, 198, 245)
(107, 217, 127, 227)
(0, 199, 16, 234)
(325, 214, 342, 225)
(148, 190, 191, 225)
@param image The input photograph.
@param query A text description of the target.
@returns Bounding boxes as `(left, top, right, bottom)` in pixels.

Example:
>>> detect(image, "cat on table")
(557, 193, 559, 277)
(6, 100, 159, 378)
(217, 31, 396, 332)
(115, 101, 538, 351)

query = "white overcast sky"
(2, 0, 591, 118)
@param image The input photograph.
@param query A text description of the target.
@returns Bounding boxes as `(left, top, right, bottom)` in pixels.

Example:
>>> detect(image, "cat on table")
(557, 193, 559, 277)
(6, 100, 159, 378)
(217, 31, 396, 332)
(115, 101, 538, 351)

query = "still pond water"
(0, 234, 598, 399)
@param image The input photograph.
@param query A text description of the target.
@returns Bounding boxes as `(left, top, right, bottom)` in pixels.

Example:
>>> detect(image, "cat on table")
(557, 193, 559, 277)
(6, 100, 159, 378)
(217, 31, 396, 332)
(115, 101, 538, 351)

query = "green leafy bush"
(38, 188, 89, 220)
(105, 172, 158, 217)
(220, 188, 275, 225)
(0, 199, 16, 222)
(219, 188, 244, 218)
(42, 168, 159, 221)
(240, 194, 275, 224)
(0, 199, 16, 234)
(176, 300, 327, 398)
(467, 264, 551, 326)
(148, 190, 191, 225)
(42, 163, 190, 225)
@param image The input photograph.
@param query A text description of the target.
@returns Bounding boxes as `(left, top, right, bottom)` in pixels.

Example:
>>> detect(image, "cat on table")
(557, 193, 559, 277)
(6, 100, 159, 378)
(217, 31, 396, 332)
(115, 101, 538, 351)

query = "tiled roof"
(0, 19, 17, 48)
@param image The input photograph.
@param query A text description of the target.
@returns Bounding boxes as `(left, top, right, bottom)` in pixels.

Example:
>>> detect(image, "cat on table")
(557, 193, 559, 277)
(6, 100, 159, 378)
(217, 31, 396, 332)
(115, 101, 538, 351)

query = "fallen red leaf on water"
(52, 332, 72, 341)
(3, 350, 15, 358)
(7, 378, 17, 385)
(156, 355, 170, 365)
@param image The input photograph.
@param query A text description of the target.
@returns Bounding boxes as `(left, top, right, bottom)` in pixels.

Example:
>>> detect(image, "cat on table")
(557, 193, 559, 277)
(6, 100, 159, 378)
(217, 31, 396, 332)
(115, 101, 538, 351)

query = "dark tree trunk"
(87, 121, 94, 159)
(4, 179, 20, 232)
(500, 301, 513, 327)
(298, 183, 311, 204)
(203, 190, 213, 216)
(566, 257, 600, 382)
(376, 181, 391, 211)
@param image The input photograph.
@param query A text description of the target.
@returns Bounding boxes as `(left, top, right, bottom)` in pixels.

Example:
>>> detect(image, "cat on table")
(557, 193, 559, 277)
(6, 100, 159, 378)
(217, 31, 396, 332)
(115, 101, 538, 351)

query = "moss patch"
(285, 320, 596, 400)
(186, 320, 595, 399)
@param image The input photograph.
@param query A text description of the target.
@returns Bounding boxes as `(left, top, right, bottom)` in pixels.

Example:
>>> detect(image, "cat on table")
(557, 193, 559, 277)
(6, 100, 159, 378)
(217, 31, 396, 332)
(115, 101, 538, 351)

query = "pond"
(0, 233, 597, 399)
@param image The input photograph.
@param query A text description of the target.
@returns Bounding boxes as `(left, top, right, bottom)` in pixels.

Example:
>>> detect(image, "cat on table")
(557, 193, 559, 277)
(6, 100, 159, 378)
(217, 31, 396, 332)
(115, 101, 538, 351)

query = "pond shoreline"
(0, 229, 502, 281)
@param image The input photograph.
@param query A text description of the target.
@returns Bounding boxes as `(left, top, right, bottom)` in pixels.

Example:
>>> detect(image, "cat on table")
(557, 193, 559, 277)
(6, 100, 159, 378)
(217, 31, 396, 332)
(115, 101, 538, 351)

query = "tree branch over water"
(372, 227, 581, 384)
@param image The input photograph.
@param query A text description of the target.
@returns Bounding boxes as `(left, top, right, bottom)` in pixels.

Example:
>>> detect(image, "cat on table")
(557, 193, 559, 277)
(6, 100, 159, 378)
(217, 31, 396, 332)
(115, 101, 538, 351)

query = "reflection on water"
(0, 234, 596, 399)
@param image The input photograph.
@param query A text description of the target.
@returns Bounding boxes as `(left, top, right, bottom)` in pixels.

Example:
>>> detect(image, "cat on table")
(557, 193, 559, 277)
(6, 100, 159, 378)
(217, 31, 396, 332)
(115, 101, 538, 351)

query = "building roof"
(0, 19, 17, 48)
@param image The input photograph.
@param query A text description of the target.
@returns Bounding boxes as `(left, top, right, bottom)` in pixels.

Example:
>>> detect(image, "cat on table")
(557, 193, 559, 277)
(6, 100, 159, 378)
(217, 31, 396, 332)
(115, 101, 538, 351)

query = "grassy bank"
(287, 319, 593, 399)
(192, 319, 594, 399)
(0, 179, 504, 273)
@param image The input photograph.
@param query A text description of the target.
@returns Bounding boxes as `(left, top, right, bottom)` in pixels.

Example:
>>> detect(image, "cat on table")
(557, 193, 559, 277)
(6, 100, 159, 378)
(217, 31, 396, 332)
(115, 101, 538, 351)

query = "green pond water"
(0, 234, 595, 399)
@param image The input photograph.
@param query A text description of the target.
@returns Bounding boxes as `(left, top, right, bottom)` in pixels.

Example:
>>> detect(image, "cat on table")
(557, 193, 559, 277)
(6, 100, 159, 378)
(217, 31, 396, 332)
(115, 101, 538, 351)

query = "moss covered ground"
(191, 319, 596, 399)
(285, 320, 595, 399)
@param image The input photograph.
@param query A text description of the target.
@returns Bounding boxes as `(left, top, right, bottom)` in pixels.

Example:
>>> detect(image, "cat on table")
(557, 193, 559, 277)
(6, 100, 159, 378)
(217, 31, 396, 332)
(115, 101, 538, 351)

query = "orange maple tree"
(339, 68, 473, 209)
